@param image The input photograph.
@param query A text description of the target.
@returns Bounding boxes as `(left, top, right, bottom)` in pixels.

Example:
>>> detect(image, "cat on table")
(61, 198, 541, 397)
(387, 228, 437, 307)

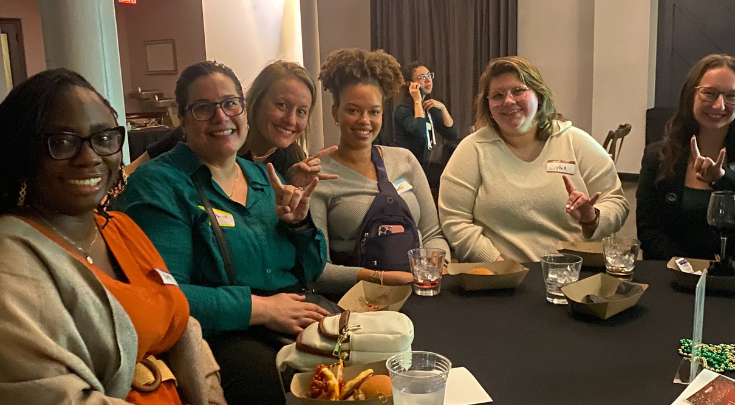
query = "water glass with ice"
(540, 253, 582, 304)
(408, 248, 446, 296)
(602, 236, 640, 279)
(387, 351, 452, 405)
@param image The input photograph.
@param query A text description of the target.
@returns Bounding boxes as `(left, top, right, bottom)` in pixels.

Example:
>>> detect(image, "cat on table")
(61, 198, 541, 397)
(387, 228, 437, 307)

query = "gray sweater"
(310, 146, 450, 294)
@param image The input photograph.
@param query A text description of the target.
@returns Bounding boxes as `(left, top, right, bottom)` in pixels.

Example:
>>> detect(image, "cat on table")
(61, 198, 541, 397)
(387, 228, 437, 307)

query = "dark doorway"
(0, 18, 28, 87)
(655, 0, 735, 108)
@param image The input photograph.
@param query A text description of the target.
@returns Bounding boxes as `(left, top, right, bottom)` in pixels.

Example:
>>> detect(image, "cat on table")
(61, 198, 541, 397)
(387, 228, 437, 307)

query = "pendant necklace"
(32, 206, 99, 264)
(228, 166, 240, 197)
(252, 148, 276, 162)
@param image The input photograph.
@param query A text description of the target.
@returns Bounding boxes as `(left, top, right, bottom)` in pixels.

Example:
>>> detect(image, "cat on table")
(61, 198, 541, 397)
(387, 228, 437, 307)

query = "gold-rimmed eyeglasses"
(487, 86, 531, 106)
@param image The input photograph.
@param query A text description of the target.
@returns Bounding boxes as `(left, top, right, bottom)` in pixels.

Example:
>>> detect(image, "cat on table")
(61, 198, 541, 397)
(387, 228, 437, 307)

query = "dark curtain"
(370, 0, 517, 151)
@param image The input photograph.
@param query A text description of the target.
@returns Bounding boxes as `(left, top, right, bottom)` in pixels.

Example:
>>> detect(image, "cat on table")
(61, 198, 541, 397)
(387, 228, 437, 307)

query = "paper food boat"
(338, 281, 412, 313)
(555, 241, 605, 267)
(291, 360, 393, 404)
(561, 273, 648, 319)
(666, 257, 735, 293)
(447, 260, 529, 291)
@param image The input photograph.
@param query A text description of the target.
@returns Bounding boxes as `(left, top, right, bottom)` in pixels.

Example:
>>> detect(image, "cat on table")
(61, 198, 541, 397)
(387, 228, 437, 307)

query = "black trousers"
(207, 329, 292, 405)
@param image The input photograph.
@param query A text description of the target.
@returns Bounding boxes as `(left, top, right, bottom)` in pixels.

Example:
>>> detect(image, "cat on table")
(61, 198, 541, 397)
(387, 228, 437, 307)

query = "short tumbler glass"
(408, 248, 446, 296)
(387, 351, 452, 405)
(540, 253, 582, 304)
(602, 236, 640, 279)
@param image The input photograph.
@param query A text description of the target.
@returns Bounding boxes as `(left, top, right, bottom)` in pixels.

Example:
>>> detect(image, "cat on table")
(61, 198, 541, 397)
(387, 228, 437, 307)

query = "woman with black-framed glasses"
(638, 53, 735, 260)
(117, 61, 332, 404)
(0, 69, 212, 404)
(393, 61, 457, 169)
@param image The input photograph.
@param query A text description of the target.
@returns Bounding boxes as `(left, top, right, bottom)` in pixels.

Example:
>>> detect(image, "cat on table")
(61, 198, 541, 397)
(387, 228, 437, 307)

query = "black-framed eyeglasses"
(44, 126, 126, 160)
(416, 72, 435, 81)
(187, 96, 245, 121)
(487, 86, 531, 106)
(696, 86, 735, 106)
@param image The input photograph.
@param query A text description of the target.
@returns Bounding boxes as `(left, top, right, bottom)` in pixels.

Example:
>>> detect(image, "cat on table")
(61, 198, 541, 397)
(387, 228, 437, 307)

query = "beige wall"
(518, 0, 595, 134)
(1, 0, 46, 76)
(518, 0, 657, 174)
(116, 0, 206, 113)
(316, 0, 371, 148)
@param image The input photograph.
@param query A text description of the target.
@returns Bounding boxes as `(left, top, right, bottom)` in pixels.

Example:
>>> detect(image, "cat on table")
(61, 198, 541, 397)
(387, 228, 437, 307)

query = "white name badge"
(198, 206, 236, 227)
(155, 268, 179, 286)
(393, 179, 413, 195)
(546, 160, 576, 175)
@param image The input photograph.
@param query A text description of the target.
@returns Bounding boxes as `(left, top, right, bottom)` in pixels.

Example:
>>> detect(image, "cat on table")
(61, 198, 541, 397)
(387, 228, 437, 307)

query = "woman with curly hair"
(310, 48, 450, 294)
(637, 54, 735, 260)
(439, 56, 629, 263)
(0, 69, 211, 404)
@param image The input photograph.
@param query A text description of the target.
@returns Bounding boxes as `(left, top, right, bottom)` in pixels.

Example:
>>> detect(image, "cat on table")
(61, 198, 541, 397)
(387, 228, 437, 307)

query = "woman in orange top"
(0, 69, 209, 404)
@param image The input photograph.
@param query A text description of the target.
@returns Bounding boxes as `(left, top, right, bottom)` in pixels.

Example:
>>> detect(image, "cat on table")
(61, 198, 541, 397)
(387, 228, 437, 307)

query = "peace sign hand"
(267, 163, 318, 224)
(563, 175, 601, 224)
(691, 135, 726, 185)
(286, 145, 340, 189)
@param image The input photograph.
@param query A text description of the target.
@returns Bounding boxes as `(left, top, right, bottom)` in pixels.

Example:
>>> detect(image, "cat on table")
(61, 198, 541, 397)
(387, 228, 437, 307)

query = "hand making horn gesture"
(562, 175, 601, 225)
(691, 135, 726, 185)
(267, 163, 318, 224)
(286, 145, 340, 189)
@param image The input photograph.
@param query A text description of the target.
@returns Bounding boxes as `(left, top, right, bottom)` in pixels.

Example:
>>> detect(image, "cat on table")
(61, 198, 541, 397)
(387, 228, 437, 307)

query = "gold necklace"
(228, 167, 240, 197)
(251, 148, 276, 162)
(32, 206, 99, 264)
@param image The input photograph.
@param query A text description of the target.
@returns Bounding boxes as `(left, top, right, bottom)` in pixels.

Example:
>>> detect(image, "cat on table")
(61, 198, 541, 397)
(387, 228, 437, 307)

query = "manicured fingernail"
(565, 204, 570, 208)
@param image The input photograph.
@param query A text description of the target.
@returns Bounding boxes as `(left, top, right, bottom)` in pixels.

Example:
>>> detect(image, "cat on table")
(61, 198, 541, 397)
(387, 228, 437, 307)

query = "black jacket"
(636, 132, 735, 260)
(392, 102, 457, 166)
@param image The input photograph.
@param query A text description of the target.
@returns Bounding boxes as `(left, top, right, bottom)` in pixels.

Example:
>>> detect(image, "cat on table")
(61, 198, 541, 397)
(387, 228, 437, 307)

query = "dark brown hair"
(174, 61, 243, 117)
(657, 54, 735, 181)
(399, 61, 431, 104)
(318, 48, 404, 104)
(474, 56, 564, 141)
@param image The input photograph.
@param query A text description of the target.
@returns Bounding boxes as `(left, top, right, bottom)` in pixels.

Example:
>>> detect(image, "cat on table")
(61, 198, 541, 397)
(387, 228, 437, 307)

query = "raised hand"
(267, 163, 318, 224)
(286, 145, 339, 189)
(562, 175, 600, 224)
(691, 135, 726, 185)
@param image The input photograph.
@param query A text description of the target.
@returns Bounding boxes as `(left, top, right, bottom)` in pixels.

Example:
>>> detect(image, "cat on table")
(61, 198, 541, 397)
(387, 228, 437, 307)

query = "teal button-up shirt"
(118, 143, 327, 334)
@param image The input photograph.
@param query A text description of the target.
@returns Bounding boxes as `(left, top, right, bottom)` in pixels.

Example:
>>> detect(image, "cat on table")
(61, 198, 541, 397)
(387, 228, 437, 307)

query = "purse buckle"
(333, 324, 361, 357)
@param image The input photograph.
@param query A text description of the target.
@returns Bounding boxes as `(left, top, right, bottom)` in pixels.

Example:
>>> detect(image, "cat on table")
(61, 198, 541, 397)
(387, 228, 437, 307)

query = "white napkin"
(444, 367, 492, 404)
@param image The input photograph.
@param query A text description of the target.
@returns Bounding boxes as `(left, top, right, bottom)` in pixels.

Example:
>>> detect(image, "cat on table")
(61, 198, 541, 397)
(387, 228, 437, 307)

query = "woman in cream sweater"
(439, 56, 629, 263)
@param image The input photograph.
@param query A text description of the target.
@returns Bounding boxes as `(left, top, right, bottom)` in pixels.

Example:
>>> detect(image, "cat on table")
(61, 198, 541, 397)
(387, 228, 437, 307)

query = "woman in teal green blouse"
(118, 61, 329, 404)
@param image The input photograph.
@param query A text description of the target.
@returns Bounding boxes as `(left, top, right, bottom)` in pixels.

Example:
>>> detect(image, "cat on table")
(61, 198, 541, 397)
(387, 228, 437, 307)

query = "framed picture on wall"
(144, 39, 177, 75)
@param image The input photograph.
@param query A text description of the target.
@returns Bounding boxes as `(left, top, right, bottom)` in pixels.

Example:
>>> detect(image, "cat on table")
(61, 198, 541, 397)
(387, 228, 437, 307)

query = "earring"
(334, 121, 339, 126)
(16, 180, 27, 206)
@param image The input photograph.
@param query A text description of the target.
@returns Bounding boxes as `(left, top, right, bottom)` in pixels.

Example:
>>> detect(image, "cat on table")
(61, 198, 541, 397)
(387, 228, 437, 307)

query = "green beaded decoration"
(679, 339, 735, 373)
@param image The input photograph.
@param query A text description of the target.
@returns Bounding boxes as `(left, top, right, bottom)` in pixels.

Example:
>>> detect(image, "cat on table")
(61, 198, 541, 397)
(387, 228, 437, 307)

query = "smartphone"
(378, 225, 405, 236)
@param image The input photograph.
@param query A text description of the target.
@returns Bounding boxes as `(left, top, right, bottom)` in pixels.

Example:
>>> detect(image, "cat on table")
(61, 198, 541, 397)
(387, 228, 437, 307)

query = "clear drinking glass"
(408, 248, 446, 296)
(387, 351, 452, 405)
(602, 236, 640, 279)
(540, 253, 582, 304)
(707, 191, 735, 264)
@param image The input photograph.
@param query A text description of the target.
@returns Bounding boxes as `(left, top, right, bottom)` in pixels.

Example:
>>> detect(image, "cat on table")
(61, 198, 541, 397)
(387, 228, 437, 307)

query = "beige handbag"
(276, 310, 414, 372)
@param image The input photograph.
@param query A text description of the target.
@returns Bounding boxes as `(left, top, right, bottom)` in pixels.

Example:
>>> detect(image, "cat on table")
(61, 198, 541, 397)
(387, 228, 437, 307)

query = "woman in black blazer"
(637, 54, 735, 260)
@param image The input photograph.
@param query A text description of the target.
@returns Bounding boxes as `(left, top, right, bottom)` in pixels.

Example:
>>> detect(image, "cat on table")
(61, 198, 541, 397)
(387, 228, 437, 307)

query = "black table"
(400, 261, 735, 404)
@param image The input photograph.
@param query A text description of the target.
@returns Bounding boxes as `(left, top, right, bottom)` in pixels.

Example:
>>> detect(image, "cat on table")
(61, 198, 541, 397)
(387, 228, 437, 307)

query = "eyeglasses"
(45, 126, 126, 160)
(487, 86, 531, 106)
(696, 86, 735, 105)
(187, 96, 245, 121)
(415, 72, 435, 81)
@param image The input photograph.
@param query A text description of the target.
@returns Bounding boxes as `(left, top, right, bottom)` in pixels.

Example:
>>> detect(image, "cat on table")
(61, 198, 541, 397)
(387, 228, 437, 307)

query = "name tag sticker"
(154, 268, 179, 286)
(546, 160, 576, 175)
(393, 179, 413, 195)
(198, 206, 235, 227)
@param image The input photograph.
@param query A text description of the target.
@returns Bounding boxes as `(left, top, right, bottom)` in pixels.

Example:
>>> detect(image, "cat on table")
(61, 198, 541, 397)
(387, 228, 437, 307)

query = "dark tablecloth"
(400, 261, 735, 404)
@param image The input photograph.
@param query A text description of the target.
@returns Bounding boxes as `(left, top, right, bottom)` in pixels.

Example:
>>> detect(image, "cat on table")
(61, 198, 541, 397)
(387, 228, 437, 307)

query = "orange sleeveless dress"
(24, 212, 190, 404)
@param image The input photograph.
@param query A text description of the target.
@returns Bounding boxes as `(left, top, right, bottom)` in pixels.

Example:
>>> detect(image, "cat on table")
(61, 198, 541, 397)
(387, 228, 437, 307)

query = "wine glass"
(706, 191, 735, 264)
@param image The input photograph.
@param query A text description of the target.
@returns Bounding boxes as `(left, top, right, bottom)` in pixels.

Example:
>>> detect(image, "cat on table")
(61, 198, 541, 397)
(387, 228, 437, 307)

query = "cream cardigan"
(0, 215, 137, 404)
(439, 121, 629, 263)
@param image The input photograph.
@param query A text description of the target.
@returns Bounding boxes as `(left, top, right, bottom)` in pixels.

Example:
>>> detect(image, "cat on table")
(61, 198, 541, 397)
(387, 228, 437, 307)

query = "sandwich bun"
(355, 375, 392, 399)
(468, 267, 494, 275)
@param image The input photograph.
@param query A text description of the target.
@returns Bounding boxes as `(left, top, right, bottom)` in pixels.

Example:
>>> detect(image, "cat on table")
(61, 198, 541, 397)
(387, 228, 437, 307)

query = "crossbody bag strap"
(191, 175, 239, 286)
(371, 145, 394, 193)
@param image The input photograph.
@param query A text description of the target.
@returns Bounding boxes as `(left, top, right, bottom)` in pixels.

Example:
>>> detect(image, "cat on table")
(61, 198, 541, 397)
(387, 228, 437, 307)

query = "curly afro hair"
(318, 48, 404, 104)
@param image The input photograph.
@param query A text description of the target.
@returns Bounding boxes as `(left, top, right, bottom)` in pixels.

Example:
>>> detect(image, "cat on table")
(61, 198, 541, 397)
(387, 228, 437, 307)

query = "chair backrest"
(602, 123, 632, 163)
